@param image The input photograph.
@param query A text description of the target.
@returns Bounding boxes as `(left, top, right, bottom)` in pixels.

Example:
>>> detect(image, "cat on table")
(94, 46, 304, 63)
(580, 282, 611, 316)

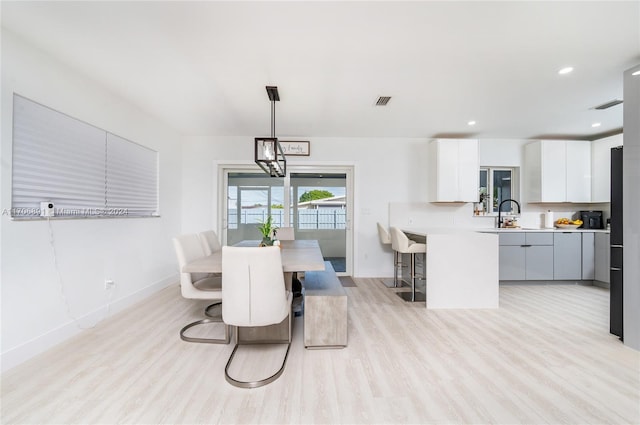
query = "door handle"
(521, 244, 532, 247)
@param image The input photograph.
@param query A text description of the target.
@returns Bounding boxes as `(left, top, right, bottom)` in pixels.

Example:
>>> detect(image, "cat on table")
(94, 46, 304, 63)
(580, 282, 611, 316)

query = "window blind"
(11, 94, 159, 218)
(106, 133, 158, 217)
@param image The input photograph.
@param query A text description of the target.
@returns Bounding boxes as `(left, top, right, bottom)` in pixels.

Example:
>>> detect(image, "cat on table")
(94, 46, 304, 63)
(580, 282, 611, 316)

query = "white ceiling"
(2, 1, 639, 140)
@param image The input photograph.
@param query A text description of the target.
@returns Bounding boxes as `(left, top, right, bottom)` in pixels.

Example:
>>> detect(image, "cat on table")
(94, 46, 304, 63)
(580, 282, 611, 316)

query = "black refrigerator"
(610, 146, 623, 339)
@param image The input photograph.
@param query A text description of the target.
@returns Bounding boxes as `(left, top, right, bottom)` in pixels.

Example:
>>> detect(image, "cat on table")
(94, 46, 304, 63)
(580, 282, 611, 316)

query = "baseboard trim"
(1, 275, 177, 374)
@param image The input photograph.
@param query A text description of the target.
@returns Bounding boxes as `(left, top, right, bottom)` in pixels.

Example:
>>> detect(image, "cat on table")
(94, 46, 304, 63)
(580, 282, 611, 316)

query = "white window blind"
(106, 133, 158, 216)
(11, 94, 159, 218)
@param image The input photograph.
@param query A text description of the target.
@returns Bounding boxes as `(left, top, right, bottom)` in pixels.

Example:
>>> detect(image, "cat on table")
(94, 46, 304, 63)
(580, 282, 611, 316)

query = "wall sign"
(279, 141, 310, 156)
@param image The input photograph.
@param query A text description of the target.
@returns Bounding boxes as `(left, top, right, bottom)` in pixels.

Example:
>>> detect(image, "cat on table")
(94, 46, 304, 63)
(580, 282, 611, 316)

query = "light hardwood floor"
(2, 281, 639, 424)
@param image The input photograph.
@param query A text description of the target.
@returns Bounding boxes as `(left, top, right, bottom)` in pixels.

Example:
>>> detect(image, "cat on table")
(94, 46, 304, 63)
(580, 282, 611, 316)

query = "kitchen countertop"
(481, 228, 610, 233)
(402, 227, 610, 235)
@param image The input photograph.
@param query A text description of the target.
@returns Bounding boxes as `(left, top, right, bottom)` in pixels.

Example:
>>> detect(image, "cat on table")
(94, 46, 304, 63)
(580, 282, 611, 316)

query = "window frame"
(479, 166, 519, 215)
(9, 94, 159, 220)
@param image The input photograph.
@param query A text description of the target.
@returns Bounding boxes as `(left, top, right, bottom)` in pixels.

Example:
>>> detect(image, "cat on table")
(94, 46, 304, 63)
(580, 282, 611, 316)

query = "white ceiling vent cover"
(376, 96, 392, 106)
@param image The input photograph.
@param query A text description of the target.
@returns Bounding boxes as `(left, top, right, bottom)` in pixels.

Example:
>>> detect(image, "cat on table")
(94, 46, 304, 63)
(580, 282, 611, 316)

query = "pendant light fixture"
(255, 86, 286, 177)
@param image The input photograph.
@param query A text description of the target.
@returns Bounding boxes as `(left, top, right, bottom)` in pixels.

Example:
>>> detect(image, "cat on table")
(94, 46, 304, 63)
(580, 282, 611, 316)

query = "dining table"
(182, 239, 326, 290)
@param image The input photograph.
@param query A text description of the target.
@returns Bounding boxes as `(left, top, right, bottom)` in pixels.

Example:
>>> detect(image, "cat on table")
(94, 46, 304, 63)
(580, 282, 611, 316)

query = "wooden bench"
(303, 261, 348, 348)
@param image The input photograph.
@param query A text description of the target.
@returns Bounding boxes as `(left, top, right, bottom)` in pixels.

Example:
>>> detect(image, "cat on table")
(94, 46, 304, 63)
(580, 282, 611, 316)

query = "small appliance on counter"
(577, 210, 604, 229)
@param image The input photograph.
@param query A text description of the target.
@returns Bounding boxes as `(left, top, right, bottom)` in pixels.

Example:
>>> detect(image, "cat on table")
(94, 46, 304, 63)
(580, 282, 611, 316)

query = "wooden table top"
(182, 239, 326, 273)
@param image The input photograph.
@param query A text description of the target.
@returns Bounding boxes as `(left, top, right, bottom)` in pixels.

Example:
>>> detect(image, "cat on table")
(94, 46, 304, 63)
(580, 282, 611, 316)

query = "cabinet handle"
(610, 267, 622, 271)
(611, 245, 623, 248)
(521, 244, 532, 247)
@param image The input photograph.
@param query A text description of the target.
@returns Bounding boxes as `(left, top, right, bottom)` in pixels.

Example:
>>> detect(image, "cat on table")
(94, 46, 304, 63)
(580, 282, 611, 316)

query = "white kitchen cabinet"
(554, 232, 582, 280)
(591, 134, 624, 202)
(566, 141, 592, 202)
(429, 139, 479, 202)
(525, 140, 592, 203)
(594, 232, 610, 283)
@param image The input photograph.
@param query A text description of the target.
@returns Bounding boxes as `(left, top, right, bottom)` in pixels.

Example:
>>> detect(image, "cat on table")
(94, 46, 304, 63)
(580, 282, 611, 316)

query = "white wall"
(181, 136, 608, 279)
(181, 135, 428, 278)
(623, 65, 640, 350)
(0, 31, 183, 371)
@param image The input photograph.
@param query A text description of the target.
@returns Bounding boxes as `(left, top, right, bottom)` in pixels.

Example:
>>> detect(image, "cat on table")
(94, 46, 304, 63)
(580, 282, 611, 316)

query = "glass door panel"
(290, 173, 347, 272)
(226, 173, 284, 246)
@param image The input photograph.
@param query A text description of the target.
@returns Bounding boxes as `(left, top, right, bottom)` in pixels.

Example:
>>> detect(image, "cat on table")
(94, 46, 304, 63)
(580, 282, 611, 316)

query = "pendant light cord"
(271, 100, 276, 138)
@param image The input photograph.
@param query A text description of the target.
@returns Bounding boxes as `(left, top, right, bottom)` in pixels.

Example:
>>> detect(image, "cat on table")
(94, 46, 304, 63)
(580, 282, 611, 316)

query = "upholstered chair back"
(222, 246, 290, 328)
(377, 222, 391, 245)
(199, 230, 222, 255)
(173, 233, 213, 299)
(275, 227, 295, 241)
(390, 227, 410, 252)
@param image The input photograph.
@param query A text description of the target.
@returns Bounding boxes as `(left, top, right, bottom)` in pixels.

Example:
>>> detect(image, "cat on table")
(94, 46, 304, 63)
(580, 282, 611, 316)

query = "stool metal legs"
(383, 251, 401, 288)
(396, 252, 426, 302)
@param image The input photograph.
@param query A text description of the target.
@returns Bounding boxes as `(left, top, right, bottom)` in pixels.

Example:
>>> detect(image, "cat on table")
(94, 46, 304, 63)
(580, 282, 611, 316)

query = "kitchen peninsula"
(401, 228, 499, 309)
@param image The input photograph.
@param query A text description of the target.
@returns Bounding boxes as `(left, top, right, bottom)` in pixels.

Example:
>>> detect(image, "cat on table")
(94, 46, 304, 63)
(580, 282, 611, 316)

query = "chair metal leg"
(224, 340, 291, 388)
(382, 251, 399, 288)
(180, 318, 231, 344)
(397, 253, 426, 302)
(204, 301, 222, 318)
(393, 251, 410, 288)
(224, 308, 292, 388)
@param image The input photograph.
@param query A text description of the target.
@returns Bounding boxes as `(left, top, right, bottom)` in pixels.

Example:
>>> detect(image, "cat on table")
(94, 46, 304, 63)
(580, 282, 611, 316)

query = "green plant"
(257, 215, 278, 240)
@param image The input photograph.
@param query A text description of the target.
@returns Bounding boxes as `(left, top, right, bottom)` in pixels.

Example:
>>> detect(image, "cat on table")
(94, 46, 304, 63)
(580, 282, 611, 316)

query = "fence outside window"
(228, 208, 346, 230)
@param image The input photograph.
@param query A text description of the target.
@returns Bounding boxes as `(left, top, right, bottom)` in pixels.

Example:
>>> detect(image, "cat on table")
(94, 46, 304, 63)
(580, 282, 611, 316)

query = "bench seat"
(303, 261, 348, 348)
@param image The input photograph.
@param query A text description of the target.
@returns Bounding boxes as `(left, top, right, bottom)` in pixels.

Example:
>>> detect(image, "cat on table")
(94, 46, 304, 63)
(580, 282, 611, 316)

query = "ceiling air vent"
(594, 99, 623, 110)
(376, 96, 391, 106)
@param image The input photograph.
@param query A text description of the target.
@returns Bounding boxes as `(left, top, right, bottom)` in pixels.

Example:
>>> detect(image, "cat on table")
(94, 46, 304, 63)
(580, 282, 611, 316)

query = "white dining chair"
(197, 230, 224, 317)
(173, 233, 230, 344)
(198, 230, 222, 255)
(222, 246, 293, 388)
(274, 226, 295, 241)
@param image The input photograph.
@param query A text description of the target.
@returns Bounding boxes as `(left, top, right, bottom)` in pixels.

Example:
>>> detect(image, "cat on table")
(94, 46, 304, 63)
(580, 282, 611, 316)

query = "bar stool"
(390, 227, 426, 302)
(378, 223, 413, 288)
(377, 223, 398, 288)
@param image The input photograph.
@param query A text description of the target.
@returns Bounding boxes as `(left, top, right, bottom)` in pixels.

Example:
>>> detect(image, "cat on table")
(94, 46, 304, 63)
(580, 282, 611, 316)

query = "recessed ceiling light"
(633, 70, 640, 76)
(467, 120, 476, 126)
(592, 122, 601, 128)
(558, 67, 574, 75)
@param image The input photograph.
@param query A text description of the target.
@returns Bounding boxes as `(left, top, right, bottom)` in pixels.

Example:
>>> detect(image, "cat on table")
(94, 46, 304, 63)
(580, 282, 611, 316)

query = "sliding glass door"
(289, 173, 347, 272)
(222, 166, 353, 275)
(226, 173, 284, 246)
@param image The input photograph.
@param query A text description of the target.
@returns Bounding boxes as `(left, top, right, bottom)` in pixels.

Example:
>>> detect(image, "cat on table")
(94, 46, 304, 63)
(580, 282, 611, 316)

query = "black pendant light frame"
(255, 86, 286, 177)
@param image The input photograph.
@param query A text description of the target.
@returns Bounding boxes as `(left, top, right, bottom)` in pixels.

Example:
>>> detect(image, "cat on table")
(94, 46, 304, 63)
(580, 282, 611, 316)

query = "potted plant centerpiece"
(257, 215, 278, 247)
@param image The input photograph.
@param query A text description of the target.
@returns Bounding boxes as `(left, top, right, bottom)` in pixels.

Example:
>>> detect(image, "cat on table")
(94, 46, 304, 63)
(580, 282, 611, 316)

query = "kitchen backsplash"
(389, 202, 611, 230)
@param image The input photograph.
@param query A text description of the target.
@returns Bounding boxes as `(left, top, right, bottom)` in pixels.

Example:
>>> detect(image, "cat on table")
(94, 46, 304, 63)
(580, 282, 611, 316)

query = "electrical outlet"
(104, 279, 115, 290)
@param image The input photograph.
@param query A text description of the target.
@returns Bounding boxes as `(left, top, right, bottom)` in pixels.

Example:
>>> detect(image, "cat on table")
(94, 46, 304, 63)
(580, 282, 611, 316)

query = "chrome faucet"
(498, 199, 521, 228)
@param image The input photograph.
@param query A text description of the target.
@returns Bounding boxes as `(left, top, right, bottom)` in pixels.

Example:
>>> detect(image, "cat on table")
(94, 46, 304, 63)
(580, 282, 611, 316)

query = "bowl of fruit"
(555, 218, 583, 229)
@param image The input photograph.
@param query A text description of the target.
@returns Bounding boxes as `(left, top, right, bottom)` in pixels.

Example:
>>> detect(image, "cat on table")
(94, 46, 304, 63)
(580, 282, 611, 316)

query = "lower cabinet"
(499, 232, 553, 280)
(594, 232, 610, 283)
(582, 232, 595, 280)
(553, 232, 582, 280)
(499, 231, 598, 281)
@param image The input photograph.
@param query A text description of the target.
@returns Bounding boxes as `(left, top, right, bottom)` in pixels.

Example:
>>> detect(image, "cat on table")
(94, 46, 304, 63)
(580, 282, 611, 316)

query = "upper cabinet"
(525, 140, 591, 203)
(429, 139, 479, 202)
(591, 134, 624, 203)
